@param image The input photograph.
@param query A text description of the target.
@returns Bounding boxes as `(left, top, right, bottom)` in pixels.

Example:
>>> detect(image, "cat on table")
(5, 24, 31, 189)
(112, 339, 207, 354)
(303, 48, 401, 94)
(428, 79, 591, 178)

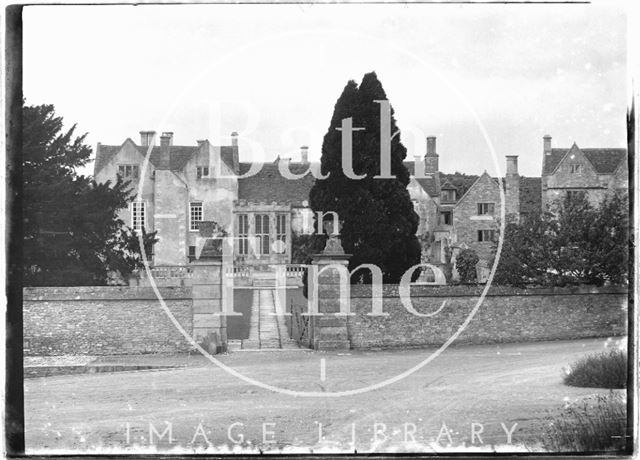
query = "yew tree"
(309, 72, 421, 283)
(22, 102, 156, 286)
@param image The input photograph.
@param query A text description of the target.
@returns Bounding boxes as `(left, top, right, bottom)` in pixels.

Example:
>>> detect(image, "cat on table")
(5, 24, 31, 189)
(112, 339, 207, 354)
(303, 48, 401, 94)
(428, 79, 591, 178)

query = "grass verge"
(541, 392, 627, 452)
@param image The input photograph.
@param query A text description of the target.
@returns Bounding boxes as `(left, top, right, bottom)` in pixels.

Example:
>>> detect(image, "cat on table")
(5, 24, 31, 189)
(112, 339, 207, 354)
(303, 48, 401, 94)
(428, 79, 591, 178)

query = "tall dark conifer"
(309, 72, 421, 283)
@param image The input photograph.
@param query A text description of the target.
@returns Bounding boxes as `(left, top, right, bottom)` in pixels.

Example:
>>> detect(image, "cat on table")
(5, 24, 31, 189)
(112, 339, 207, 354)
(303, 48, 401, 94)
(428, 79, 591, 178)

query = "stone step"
(260, 340, 281, 349)
(242, 339, 260, 349)
(228, 340, 242, 351)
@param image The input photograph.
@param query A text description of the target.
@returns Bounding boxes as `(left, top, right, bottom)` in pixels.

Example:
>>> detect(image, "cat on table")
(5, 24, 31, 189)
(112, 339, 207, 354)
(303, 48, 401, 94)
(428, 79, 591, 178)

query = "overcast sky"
(23, 3, 627, 178)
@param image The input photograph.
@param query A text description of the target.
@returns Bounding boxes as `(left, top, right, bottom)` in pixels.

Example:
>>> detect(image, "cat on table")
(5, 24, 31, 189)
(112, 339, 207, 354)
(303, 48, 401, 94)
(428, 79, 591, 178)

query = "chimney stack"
(300, 145, 309, 163)
(426, 136, 437, 156)
(543, 135, 552, 155)
(424, 135, 439, 175)
(231, 131, 238, 147)
(140, 131, 156, 147)
(160, 132, 173, 146)
(505, 155, 520, 222)
(506, 155, 519, 176)
(158, 134, 171, 170)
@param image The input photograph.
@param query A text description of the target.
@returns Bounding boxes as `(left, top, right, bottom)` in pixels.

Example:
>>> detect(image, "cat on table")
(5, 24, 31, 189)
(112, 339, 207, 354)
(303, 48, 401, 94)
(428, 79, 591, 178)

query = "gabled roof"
(94, 140, 237, 175)
(403, 161, 439, 197)
(455, 172, 541, 215)
(237, 162, 316, 206)
(455, 171, 499, 206)
(542, 143, 626, 175)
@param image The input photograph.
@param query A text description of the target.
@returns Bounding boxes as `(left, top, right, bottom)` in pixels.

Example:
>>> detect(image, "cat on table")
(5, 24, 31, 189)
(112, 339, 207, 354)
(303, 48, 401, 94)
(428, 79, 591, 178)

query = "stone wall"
(23, 287, 193, 356)
(346, 285, 627, 349)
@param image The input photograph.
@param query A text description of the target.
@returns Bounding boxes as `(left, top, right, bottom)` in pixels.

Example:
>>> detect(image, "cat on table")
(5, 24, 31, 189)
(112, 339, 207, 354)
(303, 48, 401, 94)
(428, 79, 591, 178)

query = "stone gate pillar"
(310, 232, 351, 351)
(191, 238, 226, 353)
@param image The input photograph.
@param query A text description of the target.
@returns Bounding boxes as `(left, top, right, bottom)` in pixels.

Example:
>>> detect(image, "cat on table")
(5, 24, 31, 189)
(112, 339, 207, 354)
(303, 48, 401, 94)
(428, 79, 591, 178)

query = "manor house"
(94, 132, 627, 281)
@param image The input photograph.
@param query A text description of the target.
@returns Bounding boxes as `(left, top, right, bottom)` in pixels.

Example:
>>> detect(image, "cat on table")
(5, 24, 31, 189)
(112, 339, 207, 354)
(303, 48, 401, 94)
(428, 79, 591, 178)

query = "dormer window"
(441, 189, 456, 203)
(196, 166, 209, 179)
(118, 164, 139, 179)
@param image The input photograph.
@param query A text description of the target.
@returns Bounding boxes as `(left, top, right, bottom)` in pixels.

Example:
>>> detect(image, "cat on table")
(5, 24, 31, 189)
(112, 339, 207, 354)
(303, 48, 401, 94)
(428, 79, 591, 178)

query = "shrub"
(564, 349, 627, 389)
(541, 392, 627, 452)
(455, 248, 479, 283)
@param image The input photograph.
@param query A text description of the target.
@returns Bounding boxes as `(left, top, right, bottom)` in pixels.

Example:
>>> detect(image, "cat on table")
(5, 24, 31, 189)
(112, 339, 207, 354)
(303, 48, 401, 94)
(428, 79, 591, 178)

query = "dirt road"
(24, 337, 624, 453)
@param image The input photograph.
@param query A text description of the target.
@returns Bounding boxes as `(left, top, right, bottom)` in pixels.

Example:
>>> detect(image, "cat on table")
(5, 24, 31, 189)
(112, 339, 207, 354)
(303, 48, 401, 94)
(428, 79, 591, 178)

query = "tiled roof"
(237, 162, 316, 206)
(94, 144, 122, 174)
(582, 149, 627, 174)
(403, 161, 439, 197)
(542, 145, 626, 175)
(221, 146, 239, 173)
(95, 142, 236, 174)
(440, 172, 479, 199)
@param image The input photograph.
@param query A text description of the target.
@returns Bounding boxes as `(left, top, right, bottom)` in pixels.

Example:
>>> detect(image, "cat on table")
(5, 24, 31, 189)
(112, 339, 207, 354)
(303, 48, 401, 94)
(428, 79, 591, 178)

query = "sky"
(23, 3, 628, 178)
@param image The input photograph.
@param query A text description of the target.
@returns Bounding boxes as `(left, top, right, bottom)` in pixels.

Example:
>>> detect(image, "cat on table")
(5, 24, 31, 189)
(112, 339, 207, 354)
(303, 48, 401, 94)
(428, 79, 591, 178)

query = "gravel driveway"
(24, 337, 625, 454)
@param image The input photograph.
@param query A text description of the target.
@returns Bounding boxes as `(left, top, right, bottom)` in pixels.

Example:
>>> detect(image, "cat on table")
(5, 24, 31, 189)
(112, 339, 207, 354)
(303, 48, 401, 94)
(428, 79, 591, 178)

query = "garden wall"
(23, 287, 193, 356)
(346, 285, 628, 349)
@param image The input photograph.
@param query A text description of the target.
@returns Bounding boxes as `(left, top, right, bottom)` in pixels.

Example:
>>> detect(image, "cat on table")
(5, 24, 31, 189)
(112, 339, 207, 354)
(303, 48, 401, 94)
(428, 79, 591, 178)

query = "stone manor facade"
(94, 132, 627, 281)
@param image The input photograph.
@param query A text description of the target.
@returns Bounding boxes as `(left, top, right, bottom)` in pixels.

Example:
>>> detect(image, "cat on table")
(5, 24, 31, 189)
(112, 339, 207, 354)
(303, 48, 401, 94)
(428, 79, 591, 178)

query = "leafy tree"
(309, 72, 421, 283)
(291, 232, 325, 265)
(493, 193, 629, 287)
(22, 102, 156, 286)
(455, 248, 479, 283)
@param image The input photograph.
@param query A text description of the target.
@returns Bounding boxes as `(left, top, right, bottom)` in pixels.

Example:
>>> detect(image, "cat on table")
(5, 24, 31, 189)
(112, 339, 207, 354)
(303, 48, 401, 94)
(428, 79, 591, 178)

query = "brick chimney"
(231, 131, 238, 147)
(505, 155, 520, 221)
(543, 135, 552, 155)
(424, 136, 439, 175)
(140, 131, 156, 147)
(300, 145, 309, 163)
(158, 133, 171, 170)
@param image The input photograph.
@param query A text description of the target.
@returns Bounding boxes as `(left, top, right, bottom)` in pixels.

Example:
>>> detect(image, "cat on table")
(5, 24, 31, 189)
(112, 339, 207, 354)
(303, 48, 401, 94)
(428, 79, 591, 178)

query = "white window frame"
(131, 201, 146, 232)
(189, 202, 204, 232)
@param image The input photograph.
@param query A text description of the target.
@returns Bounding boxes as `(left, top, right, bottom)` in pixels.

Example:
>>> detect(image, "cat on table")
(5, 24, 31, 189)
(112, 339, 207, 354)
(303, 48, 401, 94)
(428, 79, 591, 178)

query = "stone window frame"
(439, 210, 453, 225)
(276, 213, 287, 250)
(569, 164, 582, 174)
(189, 201, 204, 232)
(441, 189, 456, 203)
(118, 164, 139, 179)
(477, 202, 495, 216)
(131, 200, 146, 232)
(196, 166, 209, 179)
(255, 214, 271, 255)
(237, 214, 249, 256)
(477, 229, 496, 242)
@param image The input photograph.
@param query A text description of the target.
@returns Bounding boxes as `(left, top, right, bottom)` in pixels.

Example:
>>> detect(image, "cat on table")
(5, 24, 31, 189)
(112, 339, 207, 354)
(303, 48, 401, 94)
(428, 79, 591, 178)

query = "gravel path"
(24, 337, 625, 454)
